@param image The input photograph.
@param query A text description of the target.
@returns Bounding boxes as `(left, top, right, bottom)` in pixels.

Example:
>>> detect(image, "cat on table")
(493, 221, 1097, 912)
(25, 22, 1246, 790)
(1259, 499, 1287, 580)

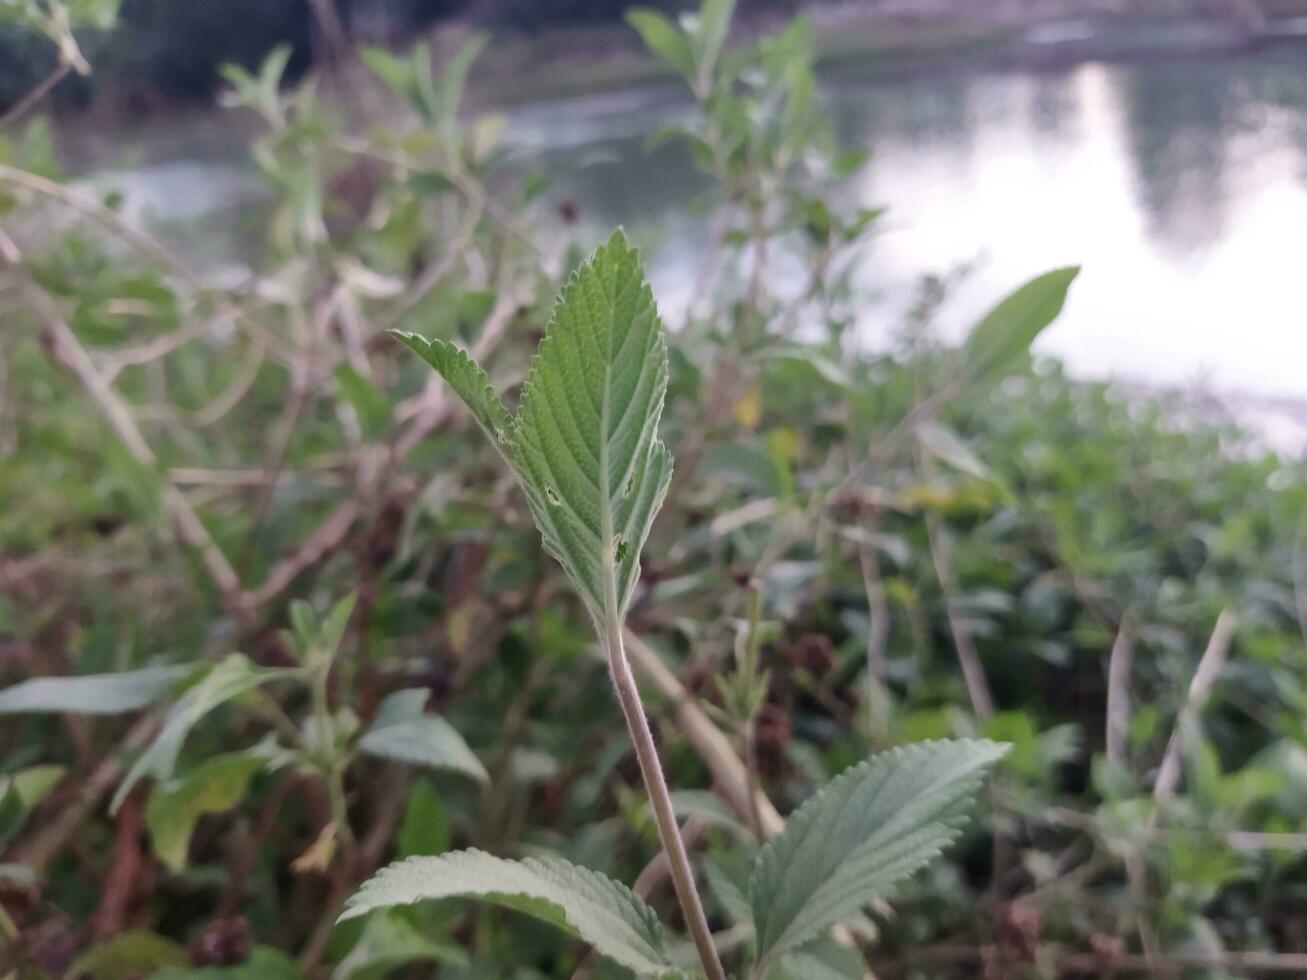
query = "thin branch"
(1042, 804, 1307, 852)
(604, 624, 726, 980)
(623, 628, 784, 836)
(374, 199, 483, 335)
(569, 819, 712, 980)
(307, 0, 351, 67)
(392, 289, 521, 458)
(880, 945, 1307, 976)
(0, 59, 72, 129)
(1292, 508, 1307, 647)
(1, 233, 245, 610)
(99, 320, 210, 382)
(1154, 608, 1238, 801)
(828, 379, 964, 506)
(0, 164, 201, 282)
(858, 538, 890, 736)
(1105, 610, 1136, 766)
(193, 337, 269, 426)
(923, 508, 994, 720)
(242, 500, 363, 611)
(622, 625, 872, 977)
(0, 164, 291, 364)
(11, 709, 165, 873)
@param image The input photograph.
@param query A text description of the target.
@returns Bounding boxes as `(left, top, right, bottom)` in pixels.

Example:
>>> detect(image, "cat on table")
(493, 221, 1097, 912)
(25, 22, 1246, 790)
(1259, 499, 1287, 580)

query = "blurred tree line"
(0, 0, 806, 112)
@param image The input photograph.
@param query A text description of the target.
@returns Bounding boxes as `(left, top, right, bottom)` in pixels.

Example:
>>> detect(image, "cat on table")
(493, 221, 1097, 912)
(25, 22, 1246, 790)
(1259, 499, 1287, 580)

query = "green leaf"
(64, 0, 122, 29)
(961, 267, 1079, 382)
(435, 34, 488, 128)
(357, 689, 487, 783)
(111, 654, 291, 814)
(152, 948, 303, 979)
(750, 739, 1008, 969)
(701, 442, 786, 499)
(773, 937, 867, 980)
(693, 0, 736, 80)
(397, 779, 450, 858)
(318, 592, 357, 665)
(220, 45, 292, 121)
(0, 764, 66, 846)
(705, 850, 754, 926)
(70, 930, 187, 979)
(390, 333, 515, 452)
(0, 664, 189, 715)
(331, 909, 467, 979)
(340, 849, 679, 976)
(392, 230, 672, 625)
(2, 764, 65, 807)
(915, 422, 993, 483)
(627, 9, 696, 82)
(360, 45, 428, 120)
(669, 789, 748, 835)
(334, 366, 391, 439)
(146, 751, 267, 871)
(512, 231, 673, 622)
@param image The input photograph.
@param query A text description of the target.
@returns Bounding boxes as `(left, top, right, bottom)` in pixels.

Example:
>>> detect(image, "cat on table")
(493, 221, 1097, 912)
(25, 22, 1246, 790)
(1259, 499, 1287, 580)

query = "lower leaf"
(340, 848, 679, 977)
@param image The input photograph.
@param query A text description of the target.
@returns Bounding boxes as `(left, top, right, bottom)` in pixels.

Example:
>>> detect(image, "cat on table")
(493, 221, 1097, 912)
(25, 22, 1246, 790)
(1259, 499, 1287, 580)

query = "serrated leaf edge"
(749, 738, 1009, 962)
(340, 848, 678, 976)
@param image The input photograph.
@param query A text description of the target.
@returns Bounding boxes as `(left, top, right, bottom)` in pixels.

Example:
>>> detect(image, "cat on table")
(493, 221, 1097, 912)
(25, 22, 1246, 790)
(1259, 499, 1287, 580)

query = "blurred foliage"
(0, 0, 1305, 977)
(0, 0, 701, 109)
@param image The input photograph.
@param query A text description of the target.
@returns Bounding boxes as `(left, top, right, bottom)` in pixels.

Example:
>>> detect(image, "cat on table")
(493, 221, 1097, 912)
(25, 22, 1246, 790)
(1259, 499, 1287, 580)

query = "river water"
(85, 47, 1307, 449)
(516, 50, 1307, 451)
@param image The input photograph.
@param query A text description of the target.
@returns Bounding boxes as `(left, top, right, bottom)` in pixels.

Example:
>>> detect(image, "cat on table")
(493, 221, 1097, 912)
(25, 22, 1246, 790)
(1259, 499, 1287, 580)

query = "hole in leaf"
(614, 534, 628, 563)
(622, 472, 636, 499)
(545, 487, 561, 506)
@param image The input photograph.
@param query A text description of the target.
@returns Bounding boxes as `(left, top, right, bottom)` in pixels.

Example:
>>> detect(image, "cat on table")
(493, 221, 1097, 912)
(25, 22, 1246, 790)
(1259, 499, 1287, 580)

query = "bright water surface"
(90, 48, 1307, 446)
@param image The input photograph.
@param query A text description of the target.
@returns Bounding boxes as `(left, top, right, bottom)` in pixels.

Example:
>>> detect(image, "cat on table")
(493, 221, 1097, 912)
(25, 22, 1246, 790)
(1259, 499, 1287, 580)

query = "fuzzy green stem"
(310, 661, 354, 852)
(603, 619, 727, 980)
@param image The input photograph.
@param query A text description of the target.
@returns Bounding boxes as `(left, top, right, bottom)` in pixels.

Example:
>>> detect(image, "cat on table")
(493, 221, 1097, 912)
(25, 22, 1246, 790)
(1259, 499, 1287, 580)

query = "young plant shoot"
(345, 231, 1007, 977)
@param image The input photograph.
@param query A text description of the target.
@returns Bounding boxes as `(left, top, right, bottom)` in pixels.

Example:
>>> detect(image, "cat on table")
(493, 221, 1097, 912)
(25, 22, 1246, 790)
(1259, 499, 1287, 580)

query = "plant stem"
(0, 58, 72, 130)
(740, 586, 766, 839)
(310, 661, 354, 852)
(603, 621, 727, 980)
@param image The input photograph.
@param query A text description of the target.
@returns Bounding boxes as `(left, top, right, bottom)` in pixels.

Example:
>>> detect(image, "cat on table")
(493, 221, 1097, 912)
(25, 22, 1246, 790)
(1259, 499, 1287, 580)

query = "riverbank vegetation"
(2, 0, 1306, 977)
(9, 0, 1307, 117)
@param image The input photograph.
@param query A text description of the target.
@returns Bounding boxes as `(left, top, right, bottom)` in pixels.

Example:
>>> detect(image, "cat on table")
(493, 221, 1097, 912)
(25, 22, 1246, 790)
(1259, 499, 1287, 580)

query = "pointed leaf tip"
(962, 266, 1080, 383)
(509, 231, 672, 622)
(750, 738, 1008, 967)
(390, 331, 515, 452)
(390, 231, 673, 628)
(341, 849, 677, 976)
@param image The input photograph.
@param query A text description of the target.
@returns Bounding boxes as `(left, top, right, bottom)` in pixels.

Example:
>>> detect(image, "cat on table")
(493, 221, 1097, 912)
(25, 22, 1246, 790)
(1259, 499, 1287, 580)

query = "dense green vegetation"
(2, 0, 1306, 977)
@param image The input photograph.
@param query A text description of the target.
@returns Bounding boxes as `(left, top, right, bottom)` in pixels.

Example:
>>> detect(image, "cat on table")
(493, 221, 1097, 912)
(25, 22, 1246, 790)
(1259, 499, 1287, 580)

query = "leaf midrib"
(599, 271, 618, 631)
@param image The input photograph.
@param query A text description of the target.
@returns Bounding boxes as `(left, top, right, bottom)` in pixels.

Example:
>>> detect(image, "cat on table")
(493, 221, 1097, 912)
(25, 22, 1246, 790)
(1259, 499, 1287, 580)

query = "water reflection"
(543, 50, 1307, 412)
(1117, 59, 1241, 251)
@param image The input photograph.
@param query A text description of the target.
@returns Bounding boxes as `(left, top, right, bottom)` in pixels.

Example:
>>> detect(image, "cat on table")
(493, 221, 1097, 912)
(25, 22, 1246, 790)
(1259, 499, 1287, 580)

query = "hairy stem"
(310, 662, 354, 853)
(603, 622, 726, 980)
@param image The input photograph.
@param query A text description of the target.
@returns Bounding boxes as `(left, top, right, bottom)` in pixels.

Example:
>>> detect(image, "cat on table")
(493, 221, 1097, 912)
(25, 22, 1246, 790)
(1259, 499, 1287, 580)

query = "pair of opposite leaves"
(364, 232, 1007, 977)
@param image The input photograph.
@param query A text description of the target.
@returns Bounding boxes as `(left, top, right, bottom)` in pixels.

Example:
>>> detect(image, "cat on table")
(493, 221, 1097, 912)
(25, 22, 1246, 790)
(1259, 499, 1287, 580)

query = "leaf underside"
(0, 665, 190, 715)
(146, 751, 266, 872)
(750, 739, 1008, 966)
(357, 688, 488, 783)
(111, 655, 289, 814)
(340, 849, 678, 977)
(392, 229, 672, 624)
